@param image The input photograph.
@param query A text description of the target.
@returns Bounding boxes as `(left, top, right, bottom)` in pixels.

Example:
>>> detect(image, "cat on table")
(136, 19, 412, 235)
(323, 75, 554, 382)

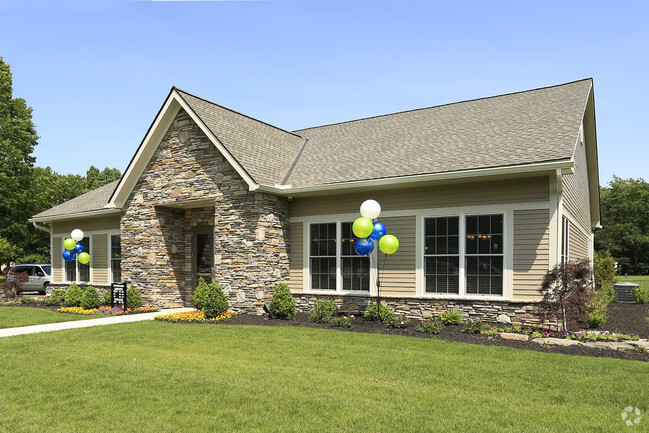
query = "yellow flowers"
(154, 310, 235, 323)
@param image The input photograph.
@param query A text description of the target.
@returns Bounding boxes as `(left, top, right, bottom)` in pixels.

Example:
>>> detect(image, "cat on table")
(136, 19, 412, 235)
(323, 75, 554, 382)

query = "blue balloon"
(370, 222, 387, 240)
(62, 249, 75, 262)
(73, 242, 85, 254)
(354, 237, 374, 256)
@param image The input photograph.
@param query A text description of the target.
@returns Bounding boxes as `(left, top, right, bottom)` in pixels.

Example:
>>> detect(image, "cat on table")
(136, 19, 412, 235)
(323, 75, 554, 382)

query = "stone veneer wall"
(121, 108, 290, 310)
(293, 294, 544, 327)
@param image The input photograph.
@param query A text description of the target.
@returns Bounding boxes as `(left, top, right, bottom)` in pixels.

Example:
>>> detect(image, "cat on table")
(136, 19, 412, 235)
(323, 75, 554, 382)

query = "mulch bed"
(226, 303, 649, 363)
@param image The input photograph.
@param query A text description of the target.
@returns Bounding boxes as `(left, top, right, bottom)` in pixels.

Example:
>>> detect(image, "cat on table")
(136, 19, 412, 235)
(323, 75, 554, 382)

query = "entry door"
(192, 225, 214, 289)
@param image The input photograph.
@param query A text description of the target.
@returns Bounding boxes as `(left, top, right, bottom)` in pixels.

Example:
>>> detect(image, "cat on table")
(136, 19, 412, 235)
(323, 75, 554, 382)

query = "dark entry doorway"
(192, 225, 214, 289)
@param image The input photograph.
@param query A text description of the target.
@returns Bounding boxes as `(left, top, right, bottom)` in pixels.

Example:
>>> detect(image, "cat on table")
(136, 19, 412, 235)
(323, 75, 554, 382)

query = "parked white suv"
(8, 264, 52, 295)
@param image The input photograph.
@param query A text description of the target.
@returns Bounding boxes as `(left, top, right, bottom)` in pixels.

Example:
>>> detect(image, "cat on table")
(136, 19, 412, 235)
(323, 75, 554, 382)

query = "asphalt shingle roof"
(31, 180, 120, 219)
(32, 79, 593, 219)
(287, 79, 592, 187)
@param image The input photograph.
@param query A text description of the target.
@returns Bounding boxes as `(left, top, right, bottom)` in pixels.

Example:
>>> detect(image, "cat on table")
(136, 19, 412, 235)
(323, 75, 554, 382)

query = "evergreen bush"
(268, 282, 296, 319)
(80, 285, 101, 310)
(44, 289, 66, 306)
(126, 284, 142, 309)
(192, 279, 229, 319)
(633, 285, 649, 304)
(64, 283, 83, 307)
(102, 290, 112, 306)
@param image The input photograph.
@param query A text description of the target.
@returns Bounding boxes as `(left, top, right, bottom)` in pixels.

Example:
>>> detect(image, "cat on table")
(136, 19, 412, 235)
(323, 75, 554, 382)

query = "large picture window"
(423, 214, 504, 296)
(309, 222, 370, 292)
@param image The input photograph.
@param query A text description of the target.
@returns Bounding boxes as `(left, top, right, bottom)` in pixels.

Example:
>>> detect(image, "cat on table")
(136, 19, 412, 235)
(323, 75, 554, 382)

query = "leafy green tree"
(595, 176, 649, 273)
(0, 57, 39, 252)
(86, 166, 121, 191)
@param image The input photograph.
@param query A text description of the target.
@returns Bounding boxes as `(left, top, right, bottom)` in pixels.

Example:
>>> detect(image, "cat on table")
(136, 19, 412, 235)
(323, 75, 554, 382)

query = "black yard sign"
(111, 282, 128, 308)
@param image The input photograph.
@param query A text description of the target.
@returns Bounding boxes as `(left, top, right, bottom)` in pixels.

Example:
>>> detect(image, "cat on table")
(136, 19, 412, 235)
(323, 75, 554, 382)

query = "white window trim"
(418, 211, 509, 299)
(63, 236, 92, 285)
(305, 220, 377, 295)
(108, 230, 121, 284)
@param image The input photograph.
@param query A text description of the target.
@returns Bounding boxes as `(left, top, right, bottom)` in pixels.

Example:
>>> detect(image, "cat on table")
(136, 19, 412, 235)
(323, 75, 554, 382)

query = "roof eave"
(256, 159, 574, 196)
(29, 207, 122, 224)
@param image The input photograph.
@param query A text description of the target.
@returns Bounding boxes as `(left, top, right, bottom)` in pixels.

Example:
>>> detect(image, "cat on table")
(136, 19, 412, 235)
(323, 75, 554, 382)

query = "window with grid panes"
(309, 223, 337, 290)
(424, 216, 459, 294)
(341, 222, 370, 291)
(465, 215, 503, 295)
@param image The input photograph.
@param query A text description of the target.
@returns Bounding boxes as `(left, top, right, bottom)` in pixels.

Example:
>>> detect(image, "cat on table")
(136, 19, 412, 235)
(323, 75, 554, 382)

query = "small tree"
(268, 282, 296, 319)
(0, 268, 28, 297)
(537, 259, 594, 331)
(126, 284, 142, 309)
(192, 278, 228, 318)
(593, 251, 617, 290)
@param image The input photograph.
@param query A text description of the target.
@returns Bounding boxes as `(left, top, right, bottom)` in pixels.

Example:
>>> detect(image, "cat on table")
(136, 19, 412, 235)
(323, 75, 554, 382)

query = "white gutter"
(31, 221, 51, 234)
(256, 159, 575, 195)
(29, 208, 121, 224)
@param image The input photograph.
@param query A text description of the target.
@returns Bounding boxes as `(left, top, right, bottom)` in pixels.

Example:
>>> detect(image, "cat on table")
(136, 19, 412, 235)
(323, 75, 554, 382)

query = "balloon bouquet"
(352, 200, 399, 307)
(62, 229, 91, 265)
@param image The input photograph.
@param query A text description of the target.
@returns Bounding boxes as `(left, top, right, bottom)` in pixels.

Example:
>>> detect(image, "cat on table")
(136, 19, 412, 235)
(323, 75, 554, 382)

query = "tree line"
(595, 176, 649, 274)
(0, 56, 120, 265)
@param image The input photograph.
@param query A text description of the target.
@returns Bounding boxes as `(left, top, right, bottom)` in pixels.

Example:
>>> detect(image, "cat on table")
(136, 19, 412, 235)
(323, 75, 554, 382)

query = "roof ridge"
(173, 87, 304, 139)
(292, 78, 593, 133)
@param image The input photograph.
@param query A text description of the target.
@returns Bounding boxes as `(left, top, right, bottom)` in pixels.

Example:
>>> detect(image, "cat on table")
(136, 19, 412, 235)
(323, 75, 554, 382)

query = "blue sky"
(1, 0, 647, 186)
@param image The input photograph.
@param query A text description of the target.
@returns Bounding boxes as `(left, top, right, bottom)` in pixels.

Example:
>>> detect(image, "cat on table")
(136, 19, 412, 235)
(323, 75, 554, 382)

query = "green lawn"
(621, 275, 649, 286)
(0, 322, 647, 432)
(0, 307, 97, 329)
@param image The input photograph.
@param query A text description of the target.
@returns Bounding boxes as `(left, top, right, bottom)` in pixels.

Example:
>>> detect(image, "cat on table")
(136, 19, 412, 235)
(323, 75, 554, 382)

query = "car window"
(14, 266, 33, 275)
(42, 265, 51, 275)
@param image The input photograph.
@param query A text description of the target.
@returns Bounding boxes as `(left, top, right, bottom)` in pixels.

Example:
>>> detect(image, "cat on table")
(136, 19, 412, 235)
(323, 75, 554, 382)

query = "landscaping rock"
(499, 332, 528, 341)
(588, 341, 636, 351)
(496, 314, 511, 325)
(532, 337, 580, 347)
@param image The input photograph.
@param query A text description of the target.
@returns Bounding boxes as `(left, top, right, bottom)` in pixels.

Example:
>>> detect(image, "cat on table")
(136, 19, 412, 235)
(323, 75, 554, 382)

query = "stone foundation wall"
(293, 294, 544, 327)
(121, 108, 290, 309)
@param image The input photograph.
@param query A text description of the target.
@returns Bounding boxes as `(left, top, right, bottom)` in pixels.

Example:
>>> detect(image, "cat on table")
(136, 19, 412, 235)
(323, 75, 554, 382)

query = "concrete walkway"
(0, 307, 195, 338)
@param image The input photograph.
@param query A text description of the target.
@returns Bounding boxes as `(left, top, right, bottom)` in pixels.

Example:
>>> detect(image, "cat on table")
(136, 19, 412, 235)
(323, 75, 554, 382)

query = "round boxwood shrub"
(80, 285, 101, 310)
(126, 284, 142, 309)
(268, 282, 296, 319)
(192, 278, 229, 318)
(64, 283, 83, 307)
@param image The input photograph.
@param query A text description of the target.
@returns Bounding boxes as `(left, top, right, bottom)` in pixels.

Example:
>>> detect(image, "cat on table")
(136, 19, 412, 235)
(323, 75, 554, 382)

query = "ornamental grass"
(154, 309, 234, 323)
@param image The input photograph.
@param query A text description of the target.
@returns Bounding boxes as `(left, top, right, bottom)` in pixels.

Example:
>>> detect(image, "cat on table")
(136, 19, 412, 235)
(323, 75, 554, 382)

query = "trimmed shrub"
(80, 286, 101, 310)
(126, 284, 142, 309)
(417, 319, 444, 335)
(633, 285, 649, 304)
(64, 283, 83, 307)
(438, 310, 463, 325)
(309, 299, 338, 323)
(268, 283, 296, 319)
(363, 301, 394, 322)
(192, 279, 228, 319)
(101, 290, 112, 306)
(44, 289, 65, 306)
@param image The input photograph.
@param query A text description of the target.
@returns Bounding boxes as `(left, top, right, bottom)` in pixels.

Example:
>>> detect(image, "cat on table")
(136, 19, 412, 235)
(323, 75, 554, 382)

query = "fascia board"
(257, 159, 574, 196)
(29, 208, 122, 223)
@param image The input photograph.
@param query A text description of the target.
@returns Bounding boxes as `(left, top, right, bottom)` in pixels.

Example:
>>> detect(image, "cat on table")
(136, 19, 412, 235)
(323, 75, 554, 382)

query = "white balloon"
(360, 199, 381, 220)
(71, 229, 84, 242)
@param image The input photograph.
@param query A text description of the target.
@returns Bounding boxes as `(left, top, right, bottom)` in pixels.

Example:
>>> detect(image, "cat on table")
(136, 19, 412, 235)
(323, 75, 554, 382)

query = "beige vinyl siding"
(569, 221, 590, 260)
(378, 216, 416, 296)
(562, 138, 591, 233)
(92, 234, 109, 285)
(288, 222, 304, 293)
(52, 236, 63, 284)
(513, 209, 549, 300)
(291, 176, 548, 218)
(52, 214, 120, 235)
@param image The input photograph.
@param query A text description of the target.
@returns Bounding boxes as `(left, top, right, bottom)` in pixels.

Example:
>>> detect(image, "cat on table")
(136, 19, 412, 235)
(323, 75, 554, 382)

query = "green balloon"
(379, 234, 399, 254)
(78, 252, 91, 264)
(352, 217, 373, 238)
(63, 238, 76, 251)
